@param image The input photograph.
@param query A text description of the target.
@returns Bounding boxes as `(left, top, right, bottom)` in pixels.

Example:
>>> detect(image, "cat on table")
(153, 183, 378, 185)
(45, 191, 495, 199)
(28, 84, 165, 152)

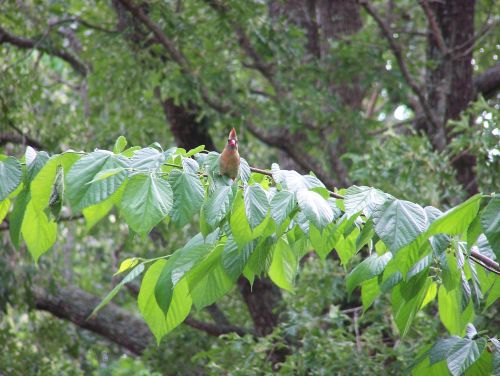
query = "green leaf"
(344, 185, 389, 217)
(346, 252, 393, 295)
(427, 195, 482, 236)
(113, 135, 128, 154)
(185, 144, 205, 157)
(82, 198, 114, 230)
(114, 257, 140, 275)
(87, 167, 126, 184)
(446, 338, 487, 376)
(244, 184, 269, 230)
(268, 237, 297, 292)
(372, 199, 428, 253)
(296, 189, 334, 230)
(361, 277, 380, 311)
(336, 227, 360, 266)
(91, 263, 145, 317)
(222, 236, 254, 280)
(438, 285, 465, 335)
(21, 200, 57, 262)
(8, 188, 30, 249)
(229, 190, 254, 246)
(271, 164, 325, 192)
(31, 153, 79, 212)
(0, 156, 22, 201)
(120, 174, 173, 235)
(270, 190, 296, 228)
(202, 185, 232, 229)
(391, 273, 431, 338)
(480, 196, 500, 259)
(154, 241, 211, 315)
(168, 169, 204, 227)
(0, 199, 10, 223)
(130, 147, 165, 170)
(66, 151, 127, 211)
(187, 243, 235, 309)
(139, 260, 192, 344)
(26, 150, 49, 182)
(239, 157, 251, 183)
(309, 223, 338, 260)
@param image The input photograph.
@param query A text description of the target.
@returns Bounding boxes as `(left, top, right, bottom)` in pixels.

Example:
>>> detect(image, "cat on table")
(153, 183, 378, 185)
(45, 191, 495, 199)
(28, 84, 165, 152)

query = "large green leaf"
(186, 243, 235, 309)
(438, 285, 472, 335)
(244, 184, 269, 230)
(0, 156, 22, 201)
(168, 169, 205, 227)
(480, 196, 500, 259)
(446, 338, 487, 376)
(229, 190, 254, 246)
(21, 200, 57, 262)
(31, 153, 79, 212)
(90, 263, 145, 317)
(346, 252, 393, 295)
(155, 241, 212, 315)
(25, 148, 49, 182)
(427, 195, 482, 236)
(66, 151, 127, 211)
(222, 236, 255, 280)
(309, 223, 338, 260)
(268, 237, 297, 292)
(8, 188, 30, 249)
(130, 147, 165, 170)
(270, 190, 296, 228)
(0, 199, 10, 223)
(271, 164, 325, 192)
(202, 185, 232, 229)
(344, 185, 389, 217)
(372, 199, 428, 253)
(120, 174, 173, 235)
(361, 277, 380, 311)
(138, 259, 192, 344)
(296, 189, 334, 230)
(391, 273, 431, 338)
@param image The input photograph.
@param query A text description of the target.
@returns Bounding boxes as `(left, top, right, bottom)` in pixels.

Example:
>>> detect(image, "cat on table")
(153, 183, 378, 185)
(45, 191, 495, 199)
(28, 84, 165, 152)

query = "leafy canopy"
(0, 137, 498, 375)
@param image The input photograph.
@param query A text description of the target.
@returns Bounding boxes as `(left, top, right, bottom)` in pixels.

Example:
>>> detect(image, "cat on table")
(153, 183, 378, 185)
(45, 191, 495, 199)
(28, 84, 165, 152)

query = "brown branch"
(33, 285, 153, 354)
(358, 0, 440, 131)
(418, 0, 447, 54)
(474, 62, 500, 99)
(0, 25, 87, 76)
(470, 250, 500, 275)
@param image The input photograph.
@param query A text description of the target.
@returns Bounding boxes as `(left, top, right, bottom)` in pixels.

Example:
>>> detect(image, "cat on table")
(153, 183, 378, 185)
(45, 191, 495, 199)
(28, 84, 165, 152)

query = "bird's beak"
(228, 139, 237, 147)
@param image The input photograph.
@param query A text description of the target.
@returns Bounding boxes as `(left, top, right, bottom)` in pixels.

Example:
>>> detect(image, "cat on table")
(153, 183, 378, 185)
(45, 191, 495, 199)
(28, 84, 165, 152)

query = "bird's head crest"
(228, 128, 238, 147)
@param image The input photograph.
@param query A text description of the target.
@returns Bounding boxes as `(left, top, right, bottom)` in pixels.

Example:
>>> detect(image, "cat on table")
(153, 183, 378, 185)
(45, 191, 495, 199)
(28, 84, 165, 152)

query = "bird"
(219, 128, 240, 180)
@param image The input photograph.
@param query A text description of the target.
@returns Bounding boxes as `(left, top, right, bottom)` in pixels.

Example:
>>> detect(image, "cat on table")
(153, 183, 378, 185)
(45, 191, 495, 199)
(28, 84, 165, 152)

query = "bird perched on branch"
(219, 128, 240, 180)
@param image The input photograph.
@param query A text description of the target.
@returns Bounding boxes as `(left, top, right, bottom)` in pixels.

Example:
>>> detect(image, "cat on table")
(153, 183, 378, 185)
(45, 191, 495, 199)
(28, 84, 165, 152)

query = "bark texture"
(424, 0, 478, 195)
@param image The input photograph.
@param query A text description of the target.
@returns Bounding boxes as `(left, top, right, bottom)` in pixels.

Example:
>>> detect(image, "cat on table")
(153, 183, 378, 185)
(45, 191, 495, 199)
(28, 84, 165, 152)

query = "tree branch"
(474, 62, 500, 99)
(0, 25, 88, 76)
(33, 285, 153, 355)
(418, 0, 447, 54)
(358, 0, 440, 131)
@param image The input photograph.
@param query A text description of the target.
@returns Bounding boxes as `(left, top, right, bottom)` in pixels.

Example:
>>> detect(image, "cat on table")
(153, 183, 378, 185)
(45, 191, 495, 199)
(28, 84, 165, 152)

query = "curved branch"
(0, 25, 88, 76)
(474, 62, 500, 99)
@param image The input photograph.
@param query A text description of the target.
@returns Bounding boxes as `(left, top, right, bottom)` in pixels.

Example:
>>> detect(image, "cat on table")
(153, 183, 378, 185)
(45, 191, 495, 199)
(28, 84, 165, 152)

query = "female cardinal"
(219, 128, 240, 180)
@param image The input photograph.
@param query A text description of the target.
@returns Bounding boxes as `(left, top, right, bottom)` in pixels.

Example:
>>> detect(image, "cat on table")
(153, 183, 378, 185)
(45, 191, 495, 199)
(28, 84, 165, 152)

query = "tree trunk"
(424, 0, 478, 195)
